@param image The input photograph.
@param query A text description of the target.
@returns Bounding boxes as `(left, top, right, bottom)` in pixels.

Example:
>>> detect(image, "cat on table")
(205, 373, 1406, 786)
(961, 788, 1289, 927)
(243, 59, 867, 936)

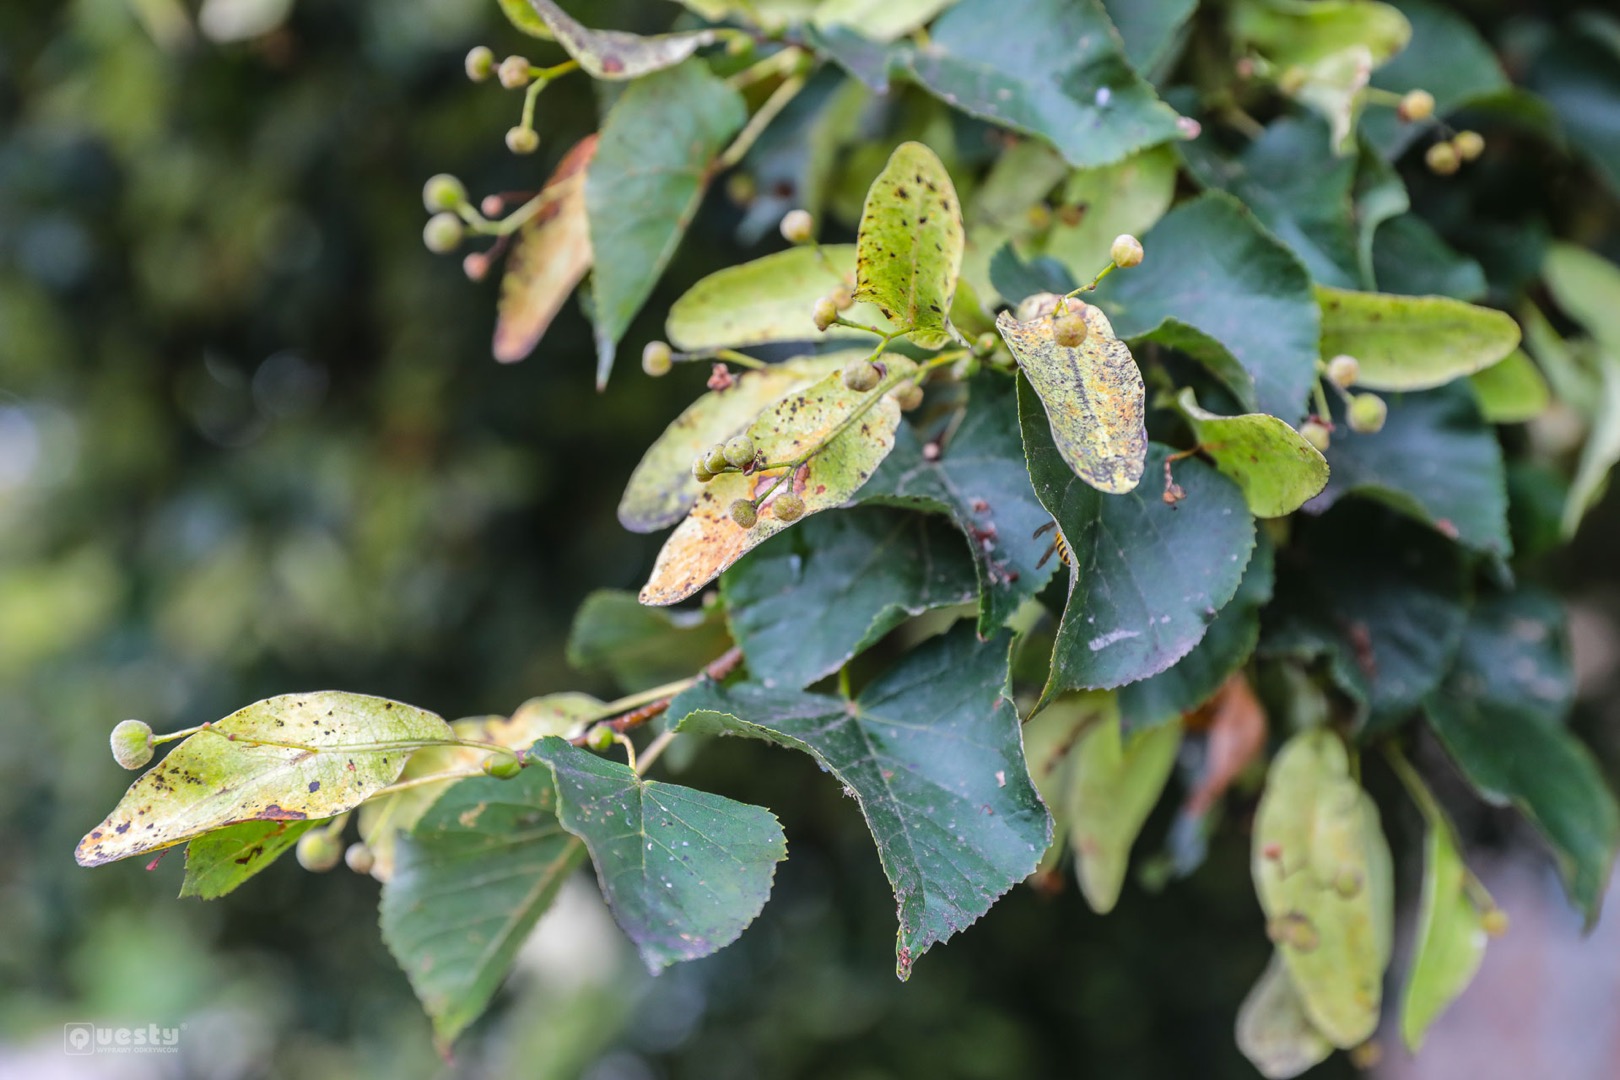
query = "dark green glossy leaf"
(1527, 20, 1620, 196)
(988, 244, 1076, 307)
(380, 768, 586, 1047)
(178, 819, 315, 900)
(721, 506, 979, 689)
(859, 377, 1060, 632)
(1101, 0, 1198, 76)
(1022, 378, 1256, 703)
(585, 61, 745, 388)
(1180, 116, 1359, 288)
(670, 624, 1050, 979)
(1307, 383, 1511, 556)
(529, 737, 788, 971)
(896, 0, 1187, 168)
(1092, 193, 1320, 422)
(1264, 504, 1467, 732)
(1370, 214, 1488, 301)
(567, 590, 732, 693)
(1424, 588, 1619, 923)
(1362, 0, 1509, 159)
(1118, 537, 1275, 732)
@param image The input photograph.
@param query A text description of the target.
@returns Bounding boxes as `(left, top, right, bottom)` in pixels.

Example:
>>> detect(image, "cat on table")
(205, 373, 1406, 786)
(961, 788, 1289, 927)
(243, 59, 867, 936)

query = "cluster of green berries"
(692, 434, 760, 483)
(729, 492, 804, 528)
(1301, 353, 1387, 451)
(464, 46, 544, 154)
(1396, 89, 1486, 176)
(1052, 302, 1089, 348)
(110, 719, 155, 770)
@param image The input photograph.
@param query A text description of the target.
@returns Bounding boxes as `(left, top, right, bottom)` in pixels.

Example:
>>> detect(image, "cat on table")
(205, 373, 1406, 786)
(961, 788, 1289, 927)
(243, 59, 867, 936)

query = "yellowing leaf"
(493, 135, 597, 363)
(522, 0, 719, 80)
(997, 295, 1147, 493)
(854, 142, 964, 348)
(640, 361, 911, 606)
(618, 353, 856, 534)
(1176, 388, 1329, 518)
(665, 245, 896, 351)
(1236, 953, 1335, 1080)
(76, 692, 453, 868)
(1251, 729, 1394, 1048)
(1318, 286, 1521, 390)
(1468, 349, 1550, 424)
(813, 0, 954, 41)
(1401, 818, 1491, 1051)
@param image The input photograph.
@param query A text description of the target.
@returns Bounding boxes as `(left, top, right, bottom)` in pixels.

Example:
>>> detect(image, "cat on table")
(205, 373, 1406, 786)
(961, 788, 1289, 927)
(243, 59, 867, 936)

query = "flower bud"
(586, 725, 615, 752)
(465, 46, 496, 83)
(1111, 234, 1144, 268)
(422, 173, 466, 213)
(482, 755, 522, 779)
(505, 127, 540, 155)
(422, 213, 464, 254)
(730, 499, 759, 528)
(892, 382, 924, 411)
(1453, 130, 1485, 162)
(1398, 88, 1435, 122)
(344, 842, 375, 875)
(1425, 141, 1460, 176)
(1326, 354, 1360, 387)
(704, 444, 730, 475)
(498, 55, 533, 89)
(110, 719, 154, 771)
(779, 208, 814, 245)
(641, 340, 674, 377)
(295, 830, 343, 873)
(1053, 309, 1088, 347)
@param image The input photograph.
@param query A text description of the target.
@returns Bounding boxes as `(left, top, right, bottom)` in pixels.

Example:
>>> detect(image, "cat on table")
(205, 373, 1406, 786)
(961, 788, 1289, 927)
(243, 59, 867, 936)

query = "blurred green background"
(4, 2, 1619, 1079)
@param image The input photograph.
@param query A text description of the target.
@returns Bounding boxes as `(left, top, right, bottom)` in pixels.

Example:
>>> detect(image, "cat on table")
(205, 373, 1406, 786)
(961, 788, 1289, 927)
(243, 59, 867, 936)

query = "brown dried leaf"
(493, 135, 598, 363)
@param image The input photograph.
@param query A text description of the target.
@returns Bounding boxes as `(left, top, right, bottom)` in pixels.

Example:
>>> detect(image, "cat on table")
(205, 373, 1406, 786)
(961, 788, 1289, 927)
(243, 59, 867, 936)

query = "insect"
(1033, 519, 1072, 569)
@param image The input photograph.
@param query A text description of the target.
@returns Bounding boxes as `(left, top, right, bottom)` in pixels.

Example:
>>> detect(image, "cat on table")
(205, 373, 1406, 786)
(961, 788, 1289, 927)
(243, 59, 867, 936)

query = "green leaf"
(1117, 536, 1275, 732)
(1352, 143, 1408, 288)
(1093, 192, 1320, 422)
(853, 142, 964, 348)
(1317, 286, 1521, 391)
(359, 698, 596, 881)
(858, 377, 1061, 632)
(1307, 382, 1511, 556)
(529, 736, 788, 972)
(1229, 0, 1412, 151)
(76, 692, 452, 868)
(1527, 21, 1620, 196)
(379, 767, 586, 1047)
(722, 506, 978, 689)
(1022, 383, 1256, 701)
(1100, 0, 1198, 76)
(522, 0, 720, 80)
(1564, 353, 1620, 538)
(988, 245, 1076, 308)
(896, 0, 1188, 169)
(1235, 954, 1334, 1080)
(670, 624, 1051, 979)
(567, 590, 732, 693)
(639, 360, 911, 606)
(1263, 503, 1467, 731)
(493, 135, 596, 364)
(998, 296, 1147, 494)
(1370, 214, 1488, 302)
(1424, 589, 1620, 923)
(1361, 0, 1509, 159)
(178, 819, 316, 900)
(1401, 813, 1490, 1052)
(585, 61, 745, 388)
(813, 0, 955, 42)
(1180, 115, 1360, 288)
(1251, 729, 1394, 1048)
(1026, 693, 1181, 913)
(497, 0, 556, 38)
(618, 353, 850, 534)
(1038, 145, 1179, 288)
(1175, 388, 1329, 518)
(665, 245, 897, 351)
(1469, 350, 1550, 424)
(1544, 242, 1620, 354)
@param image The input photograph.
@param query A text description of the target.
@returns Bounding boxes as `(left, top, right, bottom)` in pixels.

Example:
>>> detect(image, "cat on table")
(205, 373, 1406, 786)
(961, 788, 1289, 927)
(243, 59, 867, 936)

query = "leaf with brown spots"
(492, 135, 597, 364)
(178, 818, 318, 900)
(853, 141, 964, 349)
(639, 359, 912, 606)
(618, 353, 856, 534)
(520, 0, 719, 80)
(999, 294, 1147, 494)
(76, 692, 452, 868)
